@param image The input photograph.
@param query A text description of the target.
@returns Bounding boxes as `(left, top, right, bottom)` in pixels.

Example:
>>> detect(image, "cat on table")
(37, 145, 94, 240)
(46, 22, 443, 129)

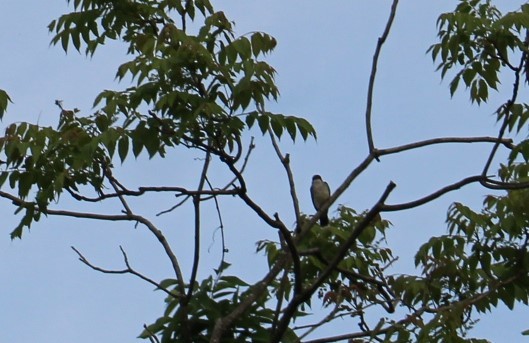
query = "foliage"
(4, 0, 529, 342)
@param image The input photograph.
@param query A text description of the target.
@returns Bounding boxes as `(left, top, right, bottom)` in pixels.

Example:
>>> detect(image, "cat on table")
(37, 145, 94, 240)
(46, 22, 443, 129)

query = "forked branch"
(71, 246, 181, 299)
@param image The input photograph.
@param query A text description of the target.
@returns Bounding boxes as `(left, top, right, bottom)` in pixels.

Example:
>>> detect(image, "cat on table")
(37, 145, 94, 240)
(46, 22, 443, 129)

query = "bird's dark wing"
(310, 184, 318, 209)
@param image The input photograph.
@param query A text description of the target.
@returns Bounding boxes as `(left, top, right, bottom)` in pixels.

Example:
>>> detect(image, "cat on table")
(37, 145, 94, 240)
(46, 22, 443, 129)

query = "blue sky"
(1, 1, 527, 342)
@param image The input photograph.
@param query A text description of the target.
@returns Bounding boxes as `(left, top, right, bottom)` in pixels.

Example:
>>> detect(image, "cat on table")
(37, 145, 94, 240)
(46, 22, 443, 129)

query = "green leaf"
(118, 135, 129, 163)
(284, 117, 297, 141)
(0, 89, 12, 119)
(235, 37, 251, 59)
(245, 111, 258, 128)
(61, 30, 70, 52)
(295, 117, 316, 140)
(269, 114, 284, 138)
(251, 32, 262, 57)
(256, 114, 269, 134)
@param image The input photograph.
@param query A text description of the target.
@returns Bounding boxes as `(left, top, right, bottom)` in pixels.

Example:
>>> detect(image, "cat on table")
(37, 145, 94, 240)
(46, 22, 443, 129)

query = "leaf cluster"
(429, 0, 529, 104)
(49, 0, 314, 159)
(0, 109, 127, 238)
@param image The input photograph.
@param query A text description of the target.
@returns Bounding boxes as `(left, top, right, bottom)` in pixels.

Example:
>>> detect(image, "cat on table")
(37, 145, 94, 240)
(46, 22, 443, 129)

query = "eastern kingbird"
(311, 174, 330, 226)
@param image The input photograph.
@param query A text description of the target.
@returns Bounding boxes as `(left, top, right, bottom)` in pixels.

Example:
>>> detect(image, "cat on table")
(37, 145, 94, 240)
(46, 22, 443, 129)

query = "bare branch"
(273, 213, 302, 294)
(206, 175, 229, 289)
(104, 163, 133, 216)
(130, 214, 187, 296)
(71, 246, 181, 299)
(365, 0, 400, 154)
(66, 184, 239, 203)
(377, 136, 514, 157)
(186, 151, 211, 303)
(156, 195, 191, 216)
(0, 190, 187, 297)
(269, 131, 302, 229)
(381, 175, 485, 212)
(481, 177, 529, 190)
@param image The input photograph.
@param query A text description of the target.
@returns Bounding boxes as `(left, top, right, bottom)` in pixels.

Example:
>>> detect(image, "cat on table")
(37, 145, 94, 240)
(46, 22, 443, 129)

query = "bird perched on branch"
(311, 174, 331, 226)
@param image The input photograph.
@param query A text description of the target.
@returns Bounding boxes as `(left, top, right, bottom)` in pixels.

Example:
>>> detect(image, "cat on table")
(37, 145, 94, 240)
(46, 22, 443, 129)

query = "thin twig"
(271, 270, 289, 335)
(269, 130, 302, 229)
(298, 303, 341, 340)
(206, 175, 228, 289)
(143, 324, 161, 343)
(156, 195, 191, 216)
(0, 190, 188, 297)
(71, 246, 180, 299)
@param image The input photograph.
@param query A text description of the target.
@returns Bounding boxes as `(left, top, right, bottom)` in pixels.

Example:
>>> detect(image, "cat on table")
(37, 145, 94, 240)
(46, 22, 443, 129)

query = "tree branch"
(206, 175, 229, 288)
(0, 190, 187, 297)
(381, 175, 485, 212)
(365, 0, 400, 154)
(376, 136, 514, 157)
(71, 246, 180, 299)
(66, 184, 239, 203)
(186, 151, 211, 303)
(269, 131, 302, 230)
(481, 46, 525, 177)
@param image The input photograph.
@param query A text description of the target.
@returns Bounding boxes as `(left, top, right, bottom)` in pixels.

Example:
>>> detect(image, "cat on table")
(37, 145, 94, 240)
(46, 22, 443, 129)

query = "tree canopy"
(4, 0, 529, 342)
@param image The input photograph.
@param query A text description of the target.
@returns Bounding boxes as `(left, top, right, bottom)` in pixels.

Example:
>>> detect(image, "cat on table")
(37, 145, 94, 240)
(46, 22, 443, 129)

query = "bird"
(311, 174, 331, 226)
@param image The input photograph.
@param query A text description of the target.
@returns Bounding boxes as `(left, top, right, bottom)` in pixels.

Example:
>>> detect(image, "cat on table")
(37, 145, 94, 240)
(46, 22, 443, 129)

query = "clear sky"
(1, 1, 526, 342)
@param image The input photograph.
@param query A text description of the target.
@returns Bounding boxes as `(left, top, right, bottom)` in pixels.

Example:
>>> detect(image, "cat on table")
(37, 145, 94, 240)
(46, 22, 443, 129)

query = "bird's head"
(312, 175, 322, 181)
